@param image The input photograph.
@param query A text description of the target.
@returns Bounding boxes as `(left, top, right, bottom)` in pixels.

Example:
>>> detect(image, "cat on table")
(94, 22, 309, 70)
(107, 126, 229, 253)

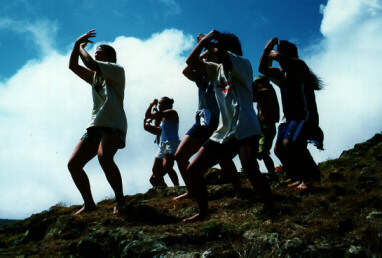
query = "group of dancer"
(67, 29, 323, 221)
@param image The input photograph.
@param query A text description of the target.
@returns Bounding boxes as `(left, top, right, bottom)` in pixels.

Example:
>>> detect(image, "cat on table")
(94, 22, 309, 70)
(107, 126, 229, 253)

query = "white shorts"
(155, 140, 180, 159)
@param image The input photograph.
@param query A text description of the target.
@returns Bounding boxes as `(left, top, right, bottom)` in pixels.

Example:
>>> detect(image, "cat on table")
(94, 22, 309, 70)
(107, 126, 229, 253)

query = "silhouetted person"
(252, 75, 280, 180)
(259, 38, 323, 191)
(144, 97, 180, 187)
(184, 30, 274, 222)
(174, 34, 242, 201)
(68, 30, 128, 214)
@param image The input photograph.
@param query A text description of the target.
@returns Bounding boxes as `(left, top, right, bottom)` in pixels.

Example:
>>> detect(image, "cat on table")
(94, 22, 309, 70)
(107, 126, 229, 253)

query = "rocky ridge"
(0, 133, 381, 257)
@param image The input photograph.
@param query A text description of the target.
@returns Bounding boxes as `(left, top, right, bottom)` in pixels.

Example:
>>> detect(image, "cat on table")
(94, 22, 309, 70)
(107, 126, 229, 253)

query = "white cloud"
(320, 0, 382, 37)
(0, 17, 58, 55)
(305, 0, 382, 161)
(2, 0, 382, 219)
(0, 29, 197, 219)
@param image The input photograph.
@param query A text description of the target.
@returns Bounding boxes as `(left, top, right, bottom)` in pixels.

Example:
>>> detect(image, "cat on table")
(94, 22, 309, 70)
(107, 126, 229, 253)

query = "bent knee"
(152, 166, 163, 176)
(174, 149, 188, 163)
(97, 152, 114, 166)
(67, 159, 82, 173)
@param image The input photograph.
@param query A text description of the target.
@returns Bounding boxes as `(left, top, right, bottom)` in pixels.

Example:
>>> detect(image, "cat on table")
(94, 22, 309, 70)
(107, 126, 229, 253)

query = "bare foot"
(294, 181, 309, 192)
(74, 204, 97, 215)
(172, 192, 191, 201)
(288, 181, 300, 188)
(113, 202, 128, 214)
(182, 212, 207, 222)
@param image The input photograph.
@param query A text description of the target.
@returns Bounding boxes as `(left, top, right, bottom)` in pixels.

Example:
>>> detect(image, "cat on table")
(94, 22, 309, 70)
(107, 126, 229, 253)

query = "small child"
(252, 75, 280, 180)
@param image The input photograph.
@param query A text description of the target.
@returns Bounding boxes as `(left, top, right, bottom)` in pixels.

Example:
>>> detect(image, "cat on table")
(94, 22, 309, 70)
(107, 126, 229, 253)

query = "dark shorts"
(275, 120, 307, 147)
(186, 120, 218, 143)
(81, 127, 126, 149)
(203, 135, 260, 160)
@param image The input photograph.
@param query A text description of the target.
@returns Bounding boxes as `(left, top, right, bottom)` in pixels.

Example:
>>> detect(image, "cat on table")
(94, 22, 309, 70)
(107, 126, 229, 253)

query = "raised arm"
(268, 50, 309, 82)
(258, 37, 283, 81)
(143, 117, 161, 136)
(69, 30, 99, 83)
(145, 99, 158, 120)
(186, 30, 224, 76)
(182, 65, 198, 82)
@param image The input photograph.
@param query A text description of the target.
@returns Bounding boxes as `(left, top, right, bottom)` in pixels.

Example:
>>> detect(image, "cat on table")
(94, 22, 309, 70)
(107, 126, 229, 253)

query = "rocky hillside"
(1, 133, 381, 257)
(0, 220, 19, 227)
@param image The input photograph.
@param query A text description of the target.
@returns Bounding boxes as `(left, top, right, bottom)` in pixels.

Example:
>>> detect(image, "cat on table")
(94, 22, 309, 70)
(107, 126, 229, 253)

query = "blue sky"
(0, 0, 325, 80)
(1, 0, 381, 219)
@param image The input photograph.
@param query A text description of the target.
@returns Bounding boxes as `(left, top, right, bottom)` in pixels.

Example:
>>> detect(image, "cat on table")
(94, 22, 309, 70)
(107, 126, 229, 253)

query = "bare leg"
(218, 159, 242, 196)
(183, 147, 220, 222)
(274, 145, 287, 172)
(174, 135, 204, 200)
(97, 134, 126, 213)
(238, 144, 274, 209)
(263, 154, 276, 174)
(67, 140, 98, 215)
(163, 154, 179, 186)
(151, 157, 167, 187)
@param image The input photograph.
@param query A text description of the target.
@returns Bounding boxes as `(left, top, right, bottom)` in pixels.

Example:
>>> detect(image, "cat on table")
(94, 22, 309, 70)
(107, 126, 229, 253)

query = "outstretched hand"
(76, 29, 96, 48)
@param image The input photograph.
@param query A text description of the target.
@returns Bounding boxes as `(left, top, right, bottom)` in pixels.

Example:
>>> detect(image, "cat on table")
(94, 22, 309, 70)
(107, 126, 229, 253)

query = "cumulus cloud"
(0, 17, 58, 55)
(0, 29, 196, 219)
(1, 0, 381, 219)
(305, 0, 382, 161)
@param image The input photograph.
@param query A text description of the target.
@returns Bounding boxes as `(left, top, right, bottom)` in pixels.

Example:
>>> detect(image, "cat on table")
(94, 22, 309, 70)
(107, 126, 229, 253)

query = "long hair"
(277, 40, 298, 58)
(278, 40, 323, 90)
(307, 68, 323, 90)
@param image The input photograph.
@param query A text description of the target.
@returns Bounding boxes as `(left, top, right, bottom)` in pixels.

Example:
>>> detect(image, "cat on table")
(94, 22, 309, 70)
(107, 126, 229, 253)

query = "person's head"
(253, 75, 271, 91)
(277, 40, 298, 58)
(277, 41, 323, 90)
(158, 96, 174, 111)
(95, 44, 117, 63)
(216, 32, 243, 56)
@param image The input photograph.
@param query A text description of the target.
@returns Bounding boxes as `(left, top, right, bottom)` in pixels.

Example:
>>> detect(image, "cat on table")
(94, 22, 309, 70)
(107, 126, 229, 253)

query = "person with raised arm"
(258, 38, 323, 191)
(67, 30, 128, 214)
(144, 97, 180, 187)
(183, 30, 274, 222)
(174, 35, 242, 201)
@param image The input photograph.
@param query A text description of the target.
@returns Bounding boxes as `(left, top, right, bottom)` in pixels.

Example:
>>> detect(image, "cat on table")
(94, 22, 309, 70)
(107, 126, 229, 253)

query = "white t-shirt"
(87, 61, 127, 133)
(205, 52, 261, 143)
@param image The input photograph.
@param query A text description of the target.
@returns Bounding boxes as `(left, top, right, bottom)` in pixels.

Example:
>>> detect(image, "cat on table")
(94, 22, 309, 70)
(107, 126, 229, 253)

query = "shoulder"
(228, 52, 251, 67)
(163, 109, 179, 121)
(228, 51, 252, 73)
(97, 61, 124, 73)
(204, 61, 220, 79)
